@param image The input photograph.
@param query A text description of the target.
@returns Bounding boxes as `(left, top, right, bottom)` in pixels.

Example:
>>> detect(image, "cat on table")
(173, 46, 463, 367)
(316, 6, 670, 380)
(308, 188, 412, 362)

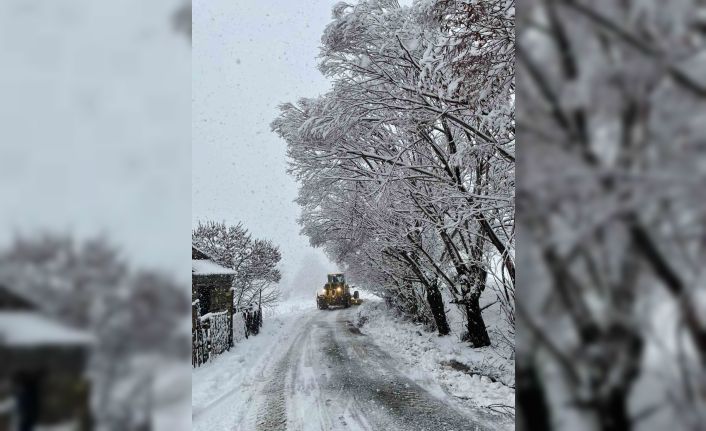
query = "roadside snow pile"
(354, 300, 515, 418)
(269, 296, 317, 316)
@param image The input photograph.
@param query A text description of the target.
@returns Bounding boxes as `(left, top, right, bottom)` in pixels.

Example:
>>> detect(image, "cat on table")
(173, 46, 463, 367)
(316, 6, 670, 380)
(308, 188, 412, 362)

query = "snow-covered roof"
(0, 312, 93, 347)
(192, 259, 235, 276)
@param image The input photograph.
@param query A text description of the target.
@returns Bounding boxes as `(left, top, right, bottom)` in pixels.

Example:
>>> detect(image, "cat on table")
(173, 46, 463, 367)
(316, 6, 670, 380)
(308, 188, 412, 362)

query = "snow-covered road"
(193, 303, 501, 431)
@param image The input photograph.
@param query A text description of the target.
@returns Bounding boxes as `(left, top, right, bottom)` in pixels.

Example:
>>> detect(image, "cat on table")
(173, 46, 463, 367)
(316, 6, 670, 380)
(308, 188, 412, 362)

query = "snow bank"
(152, 359, 191, 431)
(353, 300, 515, 421)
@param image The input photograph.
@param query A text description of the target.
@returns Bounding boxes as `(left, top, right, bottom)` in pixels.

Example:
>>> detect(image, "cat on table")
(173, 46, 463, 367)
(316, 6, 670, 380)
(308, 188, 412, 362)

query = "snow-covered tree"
(518, 1, 706, 429)
(273, 0, 515, 347)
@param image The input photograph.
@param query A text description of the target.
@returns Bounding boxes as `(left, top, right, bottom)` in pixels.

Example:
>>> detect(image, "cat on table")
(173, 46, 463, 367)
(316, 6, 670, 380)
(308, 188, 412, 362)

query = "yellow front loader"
(316, 273, 360, 309)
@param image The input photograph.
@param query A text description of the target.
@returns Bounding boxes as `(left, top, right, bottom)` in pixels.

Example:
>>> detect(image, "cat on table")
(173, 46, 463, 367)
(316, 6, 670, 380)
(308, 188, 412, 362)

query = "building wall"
(0, 287, 33, 310)
(191, 274, 233, 314)
(192, 247, 209, 260)
(0, 351, 91, 431)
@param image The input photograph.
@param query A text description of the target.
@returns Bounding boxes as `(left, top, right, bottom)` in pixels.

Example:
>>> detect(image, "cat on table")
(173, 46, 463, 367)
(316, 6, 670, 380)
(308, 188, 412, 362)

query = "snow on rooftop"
(191, 259, 235, 276)
(0, 312, 93, 347)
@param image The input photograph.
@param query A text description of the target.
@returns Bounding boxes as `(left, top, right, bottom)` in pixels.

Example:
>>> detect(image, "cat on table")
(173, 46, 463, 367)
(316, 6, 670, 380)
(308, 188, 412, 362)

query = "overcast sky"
(192, 0, 344, 297)
(0, 0, 191, 283)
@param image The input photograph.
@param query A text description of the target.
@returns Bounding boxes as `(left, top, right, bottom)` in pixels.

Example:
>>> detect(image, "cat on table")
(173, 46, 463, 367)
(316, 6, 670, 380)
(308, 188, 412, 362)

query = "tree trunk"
(517, 355, 552, 431)
(426, 283, 450, 336)
(462, 293, 491, 347)
(593, 327, 642, 431)
(597, 390, 631, 431)
(259, 288, 263, 329)
(227, 289, 234, 348)
(463, 245, 491, 347)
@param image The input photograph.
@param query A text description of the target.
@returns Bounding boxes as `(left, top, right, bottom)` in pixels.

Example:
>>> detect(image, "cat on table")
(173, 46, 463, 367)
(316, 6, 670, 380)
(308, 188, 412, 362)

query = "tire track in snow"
(321, 309, 497, 431)
(198, 305, 502, 430)
(306, 316, 374, 431)
(193, 310, 314, 431)
(255, 318, 311, 431)
(288, 321, 335, 431)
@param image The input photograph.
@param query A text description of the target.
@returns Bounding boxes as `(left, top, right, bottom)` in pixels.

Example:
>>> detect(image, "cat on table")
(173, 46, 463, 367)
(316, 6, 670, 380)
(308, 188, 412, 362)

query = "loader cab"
(328, 273, 346, 285)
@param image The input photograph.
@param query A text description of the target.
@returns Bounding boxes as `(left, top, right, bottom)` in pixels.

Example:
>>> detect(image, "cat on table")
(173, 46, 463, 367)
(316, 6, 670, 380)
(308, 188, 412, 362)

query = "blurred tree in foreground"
(0, 233, 189, 430)
(173, 1, 191, 40)
(518, 0, 706, 430)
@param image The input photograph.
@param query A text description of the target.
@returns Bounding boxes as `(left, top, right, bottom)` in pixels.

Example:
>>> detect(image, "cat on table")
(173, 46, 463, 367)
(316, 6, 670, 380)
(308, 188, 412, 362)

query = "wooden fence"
(192, 301, 263, 367)
(192, 301, 233, 367)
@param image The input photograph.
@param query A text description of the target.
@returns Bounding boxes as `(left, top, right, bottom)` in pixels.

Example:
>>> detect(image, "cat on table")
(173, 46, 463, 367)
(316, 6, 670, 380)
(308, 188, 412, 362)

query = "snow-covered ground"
(192, 296, 512, 431)
(192, 298, 315, 430)
(104, 354, 192, 431)
(353, 301, 515, 421)
(151, 359, 192, 431)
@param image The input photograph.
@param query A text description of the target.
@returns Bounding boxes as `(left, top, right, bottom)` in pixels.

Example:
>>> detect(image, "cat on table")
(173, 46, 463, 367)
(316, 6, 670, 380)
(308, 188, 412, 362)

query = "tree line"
(273, 0, 515, 347)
